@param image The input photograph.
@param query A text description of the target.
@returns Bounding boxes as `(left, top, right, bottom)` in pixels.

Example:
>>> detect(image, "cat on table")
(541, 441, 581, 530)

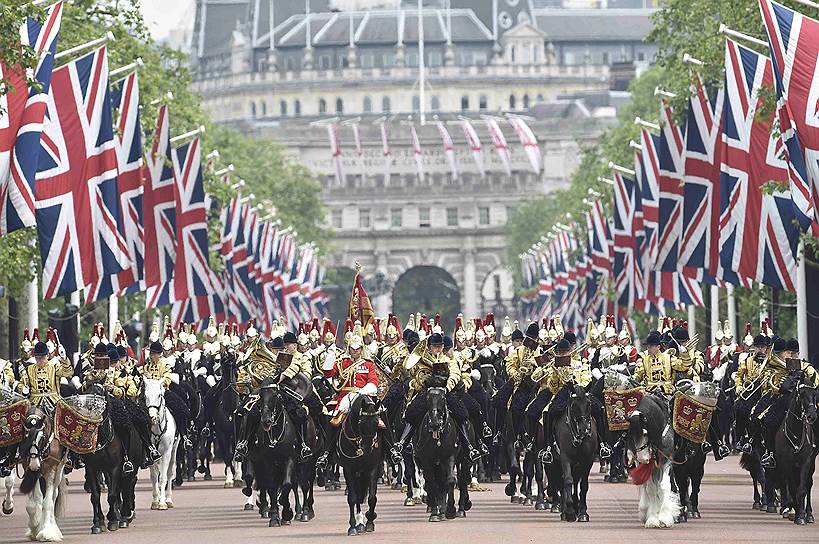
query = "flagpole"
(70, 291, 80, 362)
(797, 240, 808, 358)
(26, 275, 38, 332)
(687, 304, 697, 336)
(726, 282, 736, 336)
(109, 295, 118, 335)
(418, 0, 426, 125)
(709, 284, 720, 344)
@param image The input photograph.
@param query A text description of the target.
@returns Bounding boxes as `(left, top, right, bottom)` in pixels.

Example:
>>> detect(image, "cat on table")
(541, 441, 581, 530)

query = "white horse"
(143, 379, 179, 511)
(2, 472, 14, 515)
(20, 407, 67, 541)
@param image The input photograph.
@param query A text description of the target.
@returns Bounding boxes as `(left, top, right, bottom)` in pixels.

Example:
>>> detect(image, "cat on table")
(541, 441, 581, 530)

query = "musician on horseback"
(280, 330, 326, 461)
(754, 337, 818, 469)
(391, 332, 484, 464)
(17, 340, 73, 412)
(449, 335, 492, 453)
(734, 331, 769, 454)
(143, 339, 193, 449)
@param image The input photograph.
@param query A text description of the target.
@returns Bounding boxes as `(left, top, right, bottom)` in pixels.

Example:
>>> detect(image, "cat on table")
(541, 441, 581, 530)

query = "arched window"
(250, 101, 257, 117)
(523, 94, 530, 109)
(511, 46, 516, 64)
(431, 96, 440, 111)
(335, 97, 343, 113)
(412, 95, 420, 112)
(363, 96, 372, 113)
(318, 98, 327, 114)
(279, 100, 287, 116)
(461, 95, 469, 111)
(537, 94, 544, 103)
(509, 94, 516, 110)
(382, 96, 391, 113)
(479, 95, 488, 110)
(294, 100, 301, 116)
(260, 101, 267, 116)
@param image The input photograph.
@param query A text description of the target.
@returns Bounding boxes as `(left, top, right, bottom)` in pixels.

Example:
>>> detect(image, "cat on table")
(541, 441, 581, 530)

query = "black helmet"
(554, 338, 571, 353)
(786, 338, 799, 353)
(564, 331, 577, 345)
(645, 331, 662, 346)
(150, 341, 163, 354)
(33, 341, 49, 357)
(269, 336, 285, 349)
(428, 333, 444, 347)
(283, 331, 298, 345)
(443, 335, 453, 351)
(511, 329, 524, 341)
(752, 334, 770, 348)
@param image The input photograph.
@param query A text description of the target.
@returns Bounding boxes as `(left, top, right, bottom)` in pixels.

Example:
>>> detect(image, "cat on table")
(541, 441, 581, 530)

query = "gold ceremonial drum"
(603, 387, 644, 431)
(55, 396, 105, 454)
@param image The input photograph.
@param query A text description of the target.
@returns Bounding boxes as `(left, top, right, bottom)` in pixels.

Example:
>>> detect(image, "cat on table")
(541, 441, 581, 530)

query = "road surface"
(1, 457, 817, 543)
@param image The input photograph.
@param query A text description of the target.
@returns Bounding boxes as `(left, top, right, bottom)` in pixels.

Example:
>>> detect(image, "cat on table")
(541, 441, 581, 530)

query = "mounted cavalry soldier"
(17, 339, 73, 412)
(734, 328, 768, 454)
(391, 332, 483, 464)
(448, 335, 492, 451)
(143, 339, 192, 449)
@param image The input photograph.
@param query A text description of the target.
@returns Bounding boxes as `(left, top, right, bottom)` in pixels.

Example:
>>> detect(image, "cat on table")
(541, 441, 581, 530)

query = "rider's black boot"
(458, 422, 484, 463)
(298, 421, 313, 461)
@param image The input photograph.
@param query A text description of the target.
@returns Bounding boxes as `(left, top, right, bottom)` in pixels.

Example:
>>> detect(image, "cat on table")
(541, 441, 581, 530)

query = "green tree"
(0, 0, 44, 110)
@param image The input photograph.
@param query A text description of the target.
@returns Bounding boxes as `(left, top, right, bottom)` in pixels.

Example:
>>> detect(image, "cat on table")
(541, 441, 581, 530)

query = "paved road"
(1, 457, 817, 543)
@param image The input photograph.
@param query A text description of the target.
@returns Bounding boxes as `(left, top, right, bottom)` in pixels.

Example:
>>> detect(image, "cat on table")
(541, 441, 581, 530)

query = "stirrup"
(701, 441, 713, 454)
(316, 452, 329, 470)
(235, 440, 248, 461)
(122, 459, 135, 475)
(390, 446, 403, 464)
(148, 446, 161, 462)
(739, 439, 753, 454)
(201, 426, 211, 437)
(599, 443, 612, 460)
(0, 466, 11, 478)
(716, 442, 731, 459)
(761, 451, 776, 469)
(468, 447, 483, 463)
(540, 446, 554, 465)
(299, 444, 313, 460)
(492, 431, 502, 446)
(482, 423, 493, 439)
(183, 436, 193, 449)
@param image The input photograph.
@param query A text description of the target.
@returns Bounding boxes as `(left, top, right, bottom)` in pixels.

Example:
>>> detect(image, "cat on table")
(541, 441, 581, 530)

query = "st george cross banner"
(172, 136, 216, 301)
(718, 39, 800, 292)
(759, 0, 819, 235)
(34, 46, 130, 299)
(0, 1, 63, 235)
(143, 105, 176, 308)
(85, 70, 143, 301)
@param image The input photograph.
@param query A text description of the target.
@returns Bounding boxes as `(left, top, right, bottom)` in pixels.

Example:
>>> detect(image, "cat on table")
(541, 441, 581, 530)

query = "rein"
(566, 394, 591, 447)
(148, 396, 169, 447)
(783, 387, 815, 454)
(339, 406, 378, 460)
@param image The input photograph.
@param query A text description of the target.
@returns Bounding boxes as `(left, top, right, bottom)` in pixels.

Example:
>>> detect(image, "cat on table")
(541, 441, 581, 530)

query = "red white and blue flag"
(0, 1, 63, 235)
(759, 0, 819, 235)
(718, 39, 799, 291)
(656, 103, 686, 273)
(34, 46, 130, 299)
(612, 172, 639, 310)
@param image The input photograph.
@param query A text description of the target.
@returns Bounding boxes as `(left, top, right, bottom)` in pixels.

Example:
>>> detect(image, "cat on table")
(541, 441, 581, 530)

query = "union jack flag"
(680, 73, 724, 280)
(172, 136, 216, 301)
(34, 46, 130, 299)
(172, 273, 226, 330)
(85, 70, 142, 301)
(436, 120, 458, 180)
(143, 105, 176, 308)
(657, 103, 686, 273)
(718, 39, 800, 291)
(612, 172, 639, 310)
(0, 2, 63, 235)
(759, 0, 819, 235)
(636, 131, 661, 272)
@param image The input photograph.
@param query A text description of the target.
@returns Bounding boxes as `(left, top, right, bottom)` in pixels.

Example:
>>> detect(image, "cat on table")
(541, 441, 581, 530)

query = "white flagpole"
(26, 275, 38, 332)
(727, 282, 737, 334)
(108, 295, 119, 334)
(710, 284, 720, 344)
(797, 240, 808, 358)
(687, 304, 697, 336)
(418, 0, 425, 125)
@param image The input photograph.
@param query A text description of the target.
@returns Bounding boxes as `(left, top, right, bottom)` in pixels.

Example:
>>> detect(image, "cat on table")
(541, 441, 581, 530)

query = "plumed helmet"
(501, 316, 512, 339)
(722, 320, 734, 340)
(744, 322, 754, 347)
(714, 321, 724, 342)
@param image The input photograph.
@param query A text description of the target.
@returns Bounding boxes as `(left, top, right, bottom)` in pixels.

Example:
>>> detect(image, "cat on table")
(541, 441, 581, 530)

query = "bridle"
(783, 383, 816, 453)
(339, 396, 379, 459)
(566, 388, 591, 448)
(147, 393, 168, 446)
(259, 383, 286, 447)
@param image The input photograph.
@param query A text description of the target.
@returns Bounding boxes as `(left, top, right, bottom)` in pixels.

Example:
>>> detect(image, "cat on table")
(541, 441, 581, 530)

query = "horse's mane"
(639, 393, 669, 447)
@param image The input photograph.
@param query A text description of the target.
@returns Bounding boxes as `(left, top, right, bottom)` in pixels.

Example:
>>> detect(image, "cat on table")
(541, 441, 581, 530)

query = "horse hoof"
(578, 514, 589, 522)
(269, 519, 280, 528)
(260, 509, 269, 518)
(91, 526, 103, 535)
(795, 517, 807, 526)
(415, 497, 424, 505)
(234, 479, 243, 488)
(691, 511, 701, 519)
(242, 487, 252, 497)
(282, 520, 291, 526)
(535, 502, 546, 511)
(157, 503, 168, 511)
(510, 497, 517, 504)
(150, 502, 159, 510)
(166, 501, 174, 509)
(806, 513, 814, 523)
(347, 527, 358, 536)
(752, 502, 762, 510)
(445, 510, 456, 520)
(2, 504, 13, 515)
(118, 520, 129, 529)
(429, 514, 442, 522)
(107, 521, 119, 532)
(404, 498, 415, 507)
(204, 474, 212, 481)
(365, 521, 375, 532)
(426, 505, 432, 513)
(504, 483, 515, 496)
(243, 504, 254, 511)
(464, 500, 472, 511)
(523, 497, 532, 506)
(455, 510, 466, 518)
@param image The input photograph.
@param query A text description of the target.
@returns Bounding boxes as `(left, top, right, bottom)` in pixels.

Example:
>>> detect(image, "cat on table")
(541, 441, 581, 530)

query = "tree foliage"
(0, 0, 43, 110)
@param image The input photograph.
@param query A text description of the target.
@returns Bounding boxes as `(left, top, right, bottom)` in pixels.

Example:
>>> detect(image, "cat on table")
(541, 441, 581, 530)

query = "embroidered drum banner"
(672, 392, 715, 444)
(55, 399, 103, 454)
(0, 399, 31, 447)
(604, 387, 644, 431)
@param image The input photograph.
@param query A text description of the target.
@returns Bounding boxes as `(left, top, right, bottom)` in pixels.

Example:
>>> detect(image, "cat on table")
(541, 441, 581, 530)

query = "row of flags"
(325, 116, 542, 185)
(521, 0, 819, 328)
(0, 2, 327, 331)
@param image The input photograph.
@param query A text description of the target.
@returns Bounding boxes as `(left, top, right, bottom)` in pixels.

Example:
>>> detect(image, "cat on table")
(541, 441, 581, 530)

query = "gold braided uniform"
(408, 352, 460, 400)
(280, 351, 312, 381)
(143, 356, 173, 389)
(17, 356, 73, 407)
(734, 353, 763, 394)
(634, 350, 674, 393)
(505, 345, 535, 388)
(84, 367, 138, 399)
(545, 356, 591, 395)
(0, 359, 14, 388)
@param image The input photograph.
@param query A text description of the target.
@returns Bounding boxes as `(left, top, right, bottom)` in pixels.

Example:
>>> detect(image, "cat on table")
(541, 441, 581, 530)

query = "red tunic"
(324, 357, 378, 405)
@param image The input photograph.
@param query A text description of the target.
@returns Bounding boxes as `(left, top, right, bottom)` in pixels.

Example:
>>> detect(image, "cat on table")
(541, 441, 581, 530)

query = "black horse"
(80, 384, 145, 534)
(552, 384, 598, 522)
(335, 394, 382, 535)
(248, 377, 298, 527)
(774, 380, 817, 525)
(413, 386, 460, 522)
(209, 354, 241, 487)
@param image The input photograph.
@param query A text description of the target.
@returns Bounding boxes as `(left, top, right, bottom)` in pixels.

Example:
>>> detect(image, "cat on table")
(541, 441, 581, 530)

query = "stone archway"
(392, 266, 461, 331)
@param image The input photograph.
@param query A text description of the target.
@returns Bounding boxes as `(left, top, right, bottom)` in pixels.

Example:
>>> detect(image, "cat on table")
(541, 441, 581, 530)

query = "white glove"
(21, 385, 30, 395)
(60, 377, 68, 385)
(591, 368, 603, 380)
(322, 349, 337, 372)
(71, 376, 82, 390)
(470, 369, 481, 381)
(170, 372, 180, 385)
(480, 347, 491, 358)
(206, 375, 216, 387)
(194, 367, 208, 377)
(360, 382, 377, 396)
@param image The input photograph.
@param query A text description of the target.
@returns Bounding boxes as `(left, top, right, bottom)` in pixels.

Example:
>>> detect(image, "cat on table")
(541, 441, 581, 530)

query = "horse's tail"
(739, 452, 756, 473)
(19, 470, 39, 495)
(54, 475, 68, 519)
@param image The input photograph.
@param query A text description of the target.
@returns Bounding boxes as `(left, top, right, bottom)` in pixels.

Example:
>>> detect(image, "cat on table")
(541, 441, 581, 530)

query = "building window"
(523, 94, 530, 109)
(478, 206, 490, 225)
(412, 95, 420, 112)
(331, 209, 342, 229)
(361, 54, 374, 68)
(637, 51, 646, 62)
(382, 53, 395, 67)
(294, 100, 301, 116)
(382, 96, 391, 113)
(250, 101, 257, 117)
(419, 207, 431, 228)
(511, 46, 516, 63)
(428, 51, 442, 67)
(285, 58, 296, 71)
(359, 208, 371, 229)
(537, 94, 544, 102)
(479, 95, 488, 110)
(474, 52, 488, 66)
(602, 52, 609, 64)
(509, 95, 516, 110)
(336, 98, 344, 113)
(431, 96, 440, 111)
(363, 96, 372, 112)
(260, 101, 267, 116)
(390, 208, 402, 228)
(506, 205, 516, 222)
(319, 55, 332, 70)
(319, 98, 327, 114)
(280, 100, 287, 116)
(446, 207, 458, 227)
(461, 95, 469, 111)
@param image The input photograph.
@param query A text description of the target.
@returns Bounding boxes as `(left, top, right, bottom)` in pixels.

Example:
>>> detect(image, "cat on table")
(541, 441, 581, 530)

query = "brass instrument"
(737, 348, 771, 401)
(244, 337, 282, 383)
